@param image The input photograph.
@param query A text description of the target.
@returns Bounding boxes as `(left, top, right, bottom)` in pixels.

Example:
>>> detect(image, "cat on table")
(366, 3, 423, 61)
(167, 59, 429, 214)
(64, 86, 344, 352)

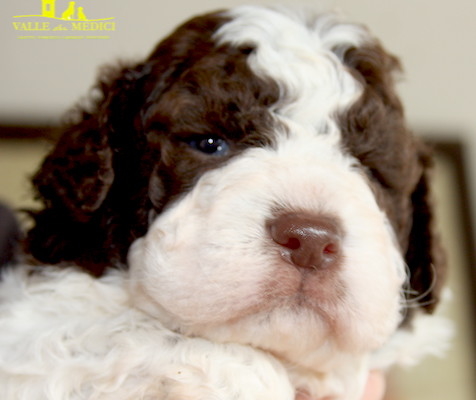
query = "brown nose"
(267, 213, 342, 270)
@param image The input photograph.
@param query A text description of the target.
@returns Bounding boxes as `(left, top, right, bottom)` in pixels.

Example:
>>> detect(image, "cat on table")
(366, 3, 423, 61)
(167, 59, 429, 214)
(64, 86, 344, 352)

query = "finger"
(362, 371, 386, 400)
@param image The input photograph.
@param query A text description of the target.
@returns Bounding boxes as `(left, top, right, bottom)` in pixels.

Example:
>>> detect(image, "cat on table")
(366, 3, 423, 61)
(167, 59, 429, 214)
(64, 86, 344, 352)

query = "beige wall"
(388, 154, 476, 400)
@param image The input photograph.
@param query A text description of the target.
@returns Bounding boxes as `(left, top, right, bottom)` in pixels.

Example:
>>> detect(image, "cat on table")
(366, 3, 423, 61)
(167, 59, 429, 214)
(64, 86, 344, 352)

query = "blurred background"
(0, 1, 475, 399)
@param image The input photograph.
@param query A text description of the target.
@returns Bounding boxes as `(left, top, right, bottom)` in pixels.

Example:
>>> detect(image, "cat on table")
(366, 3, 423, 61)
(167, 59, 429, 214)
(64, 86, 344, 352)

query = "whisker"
(400, 263, 437, 310)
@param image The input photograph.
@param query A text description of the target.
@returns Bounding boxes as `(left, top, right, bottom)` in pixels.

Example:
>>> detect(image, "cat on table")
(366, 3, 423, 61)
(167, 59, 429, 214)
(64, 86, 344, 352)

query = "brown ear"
(404, 147, 446, 314)
(25, 64, 148, 273)
(33, 120, 114, 223)
(25, 115, 116, 273)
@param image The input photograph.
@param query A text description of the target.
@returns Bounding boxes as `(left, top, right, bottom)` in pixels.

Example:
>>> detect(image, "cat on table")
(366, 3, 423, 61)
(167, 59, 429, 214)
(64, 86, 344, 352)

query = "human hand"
(361, 371, 386, 400)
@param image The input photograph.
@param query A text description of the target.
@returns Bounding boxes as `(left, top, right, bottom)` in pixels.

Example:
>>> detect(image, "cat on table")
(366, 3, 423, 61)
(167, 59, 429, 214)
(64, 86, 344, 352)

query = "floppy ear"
(33, 119, 114, 223)
(341, 42, 446, 315)
(25, 64, 152, 274)
(404, 146, 446, 314)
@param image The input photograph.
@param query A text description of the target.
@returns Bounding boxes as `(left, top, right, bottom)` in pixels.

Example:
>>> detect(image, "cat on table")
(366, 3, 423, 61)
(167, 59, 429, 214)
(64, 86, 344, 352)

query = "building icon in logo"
(14, 0, 113, 22)
(42, 0, 56, 18)
(39, 0, 91, 21)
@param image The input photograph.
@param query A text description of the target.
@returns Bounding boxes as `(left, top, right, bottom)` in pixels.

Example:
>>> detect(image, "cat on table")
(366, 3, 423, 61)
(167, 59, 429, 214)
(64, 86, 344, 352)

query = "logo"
(12, 0, 116, 39)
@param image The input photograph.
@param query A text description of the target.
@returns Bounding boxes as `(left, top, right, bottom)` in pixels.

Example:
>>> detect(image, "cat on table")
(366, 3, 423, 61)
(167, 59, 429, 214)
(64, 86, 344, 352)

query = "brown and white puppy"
(0, 5, 449, 400)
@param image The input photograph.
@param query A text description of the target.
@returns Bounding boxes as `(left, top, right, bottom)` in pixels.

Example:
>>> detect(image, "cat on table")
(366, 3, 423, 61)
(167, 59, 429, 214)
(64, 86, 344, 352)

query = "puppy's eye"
(187, 136, 230, 156)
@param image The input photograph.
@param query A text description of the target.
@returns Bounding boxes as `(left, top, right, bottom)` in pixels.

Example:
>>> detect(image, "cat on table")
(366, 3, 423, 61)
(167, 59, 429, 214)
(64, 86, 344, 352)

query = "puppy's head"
(27, 6, 444, 364)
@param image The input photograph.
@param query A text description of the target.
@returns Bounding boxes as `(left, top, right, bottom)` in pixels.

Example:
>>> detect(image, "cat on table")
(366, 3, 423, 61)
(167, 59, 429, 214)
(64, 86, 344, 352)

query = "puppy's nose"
(267, 213, 342, 270)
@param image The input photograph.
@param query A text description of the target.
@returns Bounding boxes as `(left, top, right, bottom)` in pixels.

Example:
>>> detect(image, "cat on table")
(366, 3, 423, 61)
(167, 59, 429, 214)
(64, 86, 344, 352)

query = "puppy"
(0, 5, 450, 400)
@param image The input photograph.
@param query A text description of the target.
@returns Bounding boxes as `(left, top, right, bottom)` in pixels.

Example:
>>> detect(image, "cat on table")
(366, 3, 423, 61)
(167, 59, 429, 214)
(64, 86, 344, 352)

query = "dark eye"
(187, 135, 230, 156)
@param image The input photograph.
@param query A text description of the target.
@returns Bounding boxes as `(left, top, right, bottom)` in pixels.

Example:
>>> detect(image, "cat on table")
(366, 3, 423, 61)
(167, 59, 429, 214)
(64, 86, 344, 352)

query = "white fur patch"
(215, 5, 366, 133)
